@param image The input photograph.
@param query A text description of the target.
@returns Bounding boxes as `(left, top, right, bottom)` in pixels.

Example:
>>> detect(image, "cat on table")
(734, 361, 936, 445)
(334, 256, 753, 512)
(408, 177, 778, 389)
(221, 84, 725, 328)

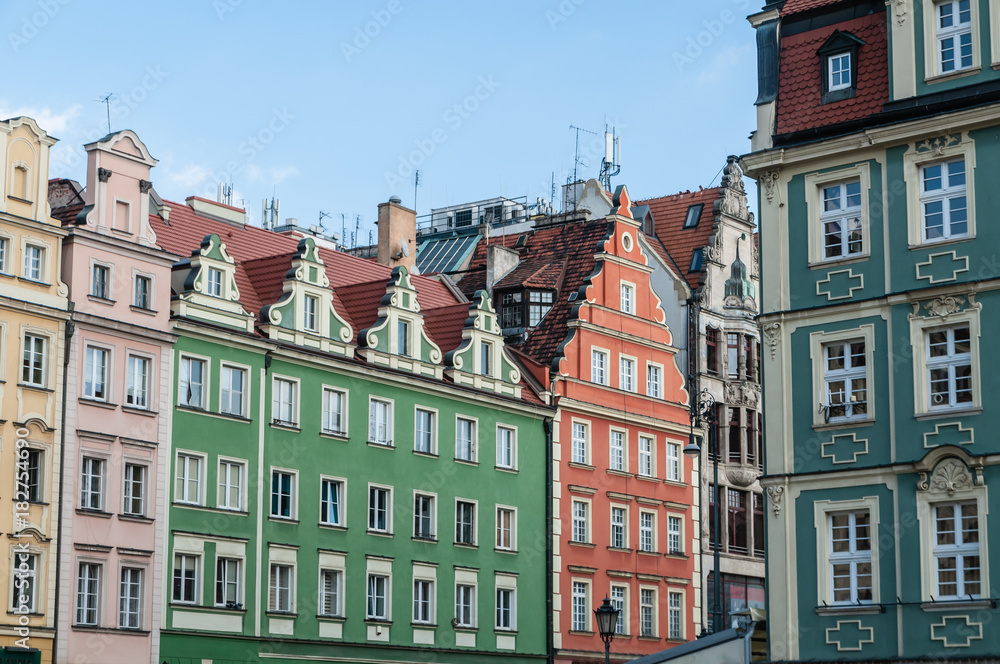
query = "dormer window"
(304, 295, 318, 332)
(528, 291, 553, 327)
(683, 204, 703, 229)
(818, 31, 864, 104)
(500, 292, 523, 330)
(207, 268, 223, 298)
(397, 319, 410, 356)
(828, 53, 851, 91)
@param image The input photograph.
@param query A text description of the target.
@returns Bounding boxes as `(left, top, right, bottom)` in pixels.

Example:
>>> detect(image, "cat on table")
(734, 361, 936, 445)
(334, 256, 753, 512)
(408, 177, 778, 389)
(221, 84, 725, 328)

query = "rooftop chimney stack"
(377, 195, 417, 272)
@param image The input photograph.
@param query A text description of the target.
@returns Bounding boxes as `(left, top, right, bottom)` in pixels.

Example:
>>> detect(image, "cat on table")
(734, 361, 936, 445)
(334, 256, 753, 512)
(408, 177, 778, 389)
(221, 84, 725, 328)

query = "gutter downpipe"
(53, 308, 75, 655)
(545, 413, 555, 664)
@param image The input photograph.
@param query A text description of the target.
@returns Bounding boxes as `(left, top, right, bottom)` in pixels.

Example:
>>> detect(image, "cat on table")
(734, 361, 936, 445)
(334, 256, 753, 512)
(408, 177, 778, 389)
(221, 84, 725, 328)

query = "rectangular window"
(638, 436, 653, 477)
(25, 450, 41, 502)
(220, 366, 246, 417)
(647, 364, 662, 398)
(620, 282, 635, 314)
(620, 357, 636, 392)
(133, 275, 151, 309)
(216, 558, 241, 607)
(927, 325, 972, 409)
(122, 463, 145, 516)
(591, 349, 608, 385)
(480, 340, 492, 376)
(728, 489, 748, 554)
(91, 264, 109, 299)
(822, 180, 863, 259)
(126, 355, 149, 409)
(218, 460, 243, 511)
(76, 562, 101, 624)
(367, 574, 388, 620)
(500, 291, 523, 329)
(829, 510, 872, 604)
(397, 318, 410, 356)
(22, 334, 46, 387)
(206, 267, 223, 297)
(456, 417, 476, 462)
(455, 584, 475, 627)
(668, 515, 683, 554)
(80, 457, 104, 510)
(15, 553, 37, 613)
(272, 378, 297, 425)
(269, 564, 293, 612)
(640, 588, 656, 637)
(369, 486, 390, 532)
(828, 52, 851, 90)
(414, 493, 435, 539)
(937, 0, 973, 73)
(321, 388, 345, 435)
(528, 290, 553, 326)
(571, 422, 588, 464)
(0, 237, 7, 272)
(175, 453, 202, 504)
(497, 426, 515, 469)
(933, 502, 980, 599)
(667, 442, 681, 482)
(922, 159, 967, 241)
(303, 295, 318, 331)
(744, 335, 755, 381)
(270, 471, 295, 519)
(639, 512, 655, 552)
(611, 585, 626, 635)
(611, 506, 627, 549)
(369, 399, 392, 445)
(668, 592, 683, 639)
(414, 579, 433, 623)
(84, 346, 109, 401)
(706, 328, 719, 376)
(496, 507, 515, 550)
(729, 407, 743, 463)
(179, 357, 205, 408)
(496, 588, 514, 630)
(728, 333, 740, 378)
(456, 500, 476, 545)
(172, 554, 197, 604)
(571, 500, 589, 543)
(118, 568, 142, 629)
(753, 494, 765, 557)
(610, 430, 625, 471)
(320, 569, 342, 617)
(23, 245, 43, 281)
(571, 581, 588, 631)
(320, 478, 343, 526)
(415, 408, 435, 454)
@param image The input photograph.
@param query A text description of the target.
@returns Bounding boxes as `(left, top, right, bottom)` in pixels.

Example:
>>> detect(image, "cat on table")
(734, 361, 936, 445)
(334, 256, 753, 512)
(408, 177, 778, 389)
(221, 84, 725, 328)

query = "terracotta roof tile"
(51, 201, 85, 226)
(781, 0, 849, 16)
(636, 188, 720, 291)
(424, 302, 472, 355)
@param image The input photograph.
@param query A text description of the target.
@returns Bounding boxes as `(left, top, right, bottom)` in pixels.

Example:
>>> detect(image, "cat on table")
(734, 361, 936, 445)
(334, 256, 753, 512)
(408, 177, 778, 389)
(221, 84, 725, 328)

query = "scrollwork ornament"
(766, 486, 784, 517)
(762, 322, 781, 360)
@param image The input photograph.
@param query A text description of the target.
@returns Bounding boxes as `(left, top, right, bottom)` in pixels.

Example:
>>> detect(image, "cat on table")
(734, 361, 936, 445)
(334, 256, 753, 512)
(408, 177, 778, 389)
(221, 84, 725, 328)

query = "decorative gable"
(358, 266, 443, 378)
(170, 233, 254, 333)
(445, 290, 522, 398)
(260, 237, 354, 355)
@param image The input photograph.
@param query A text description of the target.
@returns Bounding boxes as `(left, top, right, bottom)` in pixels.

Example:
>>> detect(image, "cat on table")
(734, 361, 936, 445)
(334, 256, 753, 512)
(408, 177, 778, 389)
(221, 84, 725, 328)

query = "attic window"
(818, 31, 864, 104)
(690, 248, 704, 272)
(683, 204, 703, 229)
(828, 53, 851, 91)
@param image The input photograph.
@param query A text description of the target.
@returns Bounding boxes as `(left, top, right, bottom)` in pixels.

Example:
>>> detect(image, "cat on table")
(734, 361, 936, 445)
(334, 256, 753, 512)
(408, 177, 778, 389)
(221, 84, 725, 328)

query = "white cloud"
(0, 102, 83, 134)
(166, 164, 213, 190)
(270, 166, 299, 184)
(696, 43, 753, 86)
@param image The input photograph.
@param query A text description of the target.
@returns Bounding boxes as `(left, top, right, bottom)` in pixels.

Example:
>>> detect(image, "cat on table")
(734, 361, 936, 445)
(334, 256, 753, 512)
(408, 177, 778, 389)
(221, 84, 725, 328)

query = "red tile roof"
(636, 188, 720, 291)
(776, 12, 888, 135)
(424, 302, 472, 356)
(781, 0, 849, 16)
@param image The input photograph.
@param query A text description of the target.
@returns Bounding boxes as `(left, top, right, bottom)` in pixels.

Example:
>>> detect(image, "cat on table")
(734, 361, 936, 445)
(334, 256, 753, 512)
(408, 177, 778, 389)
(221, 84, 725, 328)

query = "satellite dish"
(401, 240, 410, 257)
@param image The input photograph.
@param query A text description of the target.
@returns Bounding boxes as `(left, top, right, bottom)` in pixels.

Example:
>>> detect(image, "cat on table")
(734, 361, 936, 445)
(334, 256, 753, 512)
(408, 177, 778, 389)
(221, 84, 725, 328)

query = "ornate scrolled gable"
(259, 237, 354, 356)
(170, 233, 254, 332)
(358, 266, 443, 378)
(445, 290, 522, 398)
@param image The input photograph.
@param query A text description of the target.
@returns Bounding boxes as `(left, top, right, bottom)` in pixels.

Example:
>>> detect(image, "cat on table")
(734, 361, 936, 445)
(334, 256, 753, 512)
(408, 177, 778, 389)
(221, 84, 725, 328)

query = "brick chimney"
(377, 196, 416, 272)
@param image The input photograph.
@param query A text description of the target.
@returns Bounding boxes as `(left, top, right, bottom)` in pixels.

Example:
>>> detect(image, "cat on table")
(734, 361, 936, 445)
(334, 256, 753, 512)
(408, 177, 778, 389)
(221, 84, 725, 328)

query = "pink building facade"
(54, 131, 176, 664)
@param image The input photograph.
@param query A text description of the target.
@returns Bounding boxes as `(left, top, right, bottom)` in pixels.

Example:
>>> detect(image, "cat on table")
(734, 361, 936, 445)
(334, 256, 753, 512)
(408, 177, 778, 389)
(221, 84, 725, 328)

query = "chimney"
(377, 196, 416, 271)
(486, 244, 519, 296)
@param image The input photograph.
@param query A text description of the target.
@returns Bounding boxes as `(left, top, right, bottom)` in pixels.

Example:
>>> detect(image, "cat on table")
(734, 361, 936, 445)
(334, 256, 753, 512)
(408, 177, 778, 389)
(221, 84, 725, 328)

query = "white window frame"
(910, 307, 981, 417)
(496, 425, 516, 470)
(215, 557, 242, 608)
(495, 586, 516, 631)
(0, 235, 9, 274)
(822, 338, 869, 423)
(620, 281, 636, 315)
(639, 509, 657, 553)
(639, 586, 658, 638)
(369, 397, 394, 446)
(119, 566, 143, 630)
(178, 354, 208, 409)
(80, 456, 105, 511)
(413, 578, 435, 624)
(903, 137, 976, 246)
(619, 355, 636, 392)
(413, 491, 437, 540)
(414, 406, 437, 454)
(22, 243, 43, 281)
(818, 178, 864, 261)
(206, 267, 224, 298)
(21, 332, 47, 387)
(571, 499, 591, 544)
(269, 563, 294, 613)
(10, 551, 38, 613)
(935, 0, 976, 74)
(122, 462, 146, 517)
(668, 590, 685, 640)
(91, 262, 111, 299)
(321, 386, 347, 435)
(133, 273, 153, 310)
(367, 573, 390, 620)
(814, 496, 881, 606)
(269, 468, 297, 520)
(220, 363, 249, 418)
(217, 457, 246, 512)
(809, 325, 876, 428)
(646, 362, 663, 398)
(609, 427, 627, 472)
(827, 510, 874, 605)
(926, 325, 974, 410)
(271, 375, 299, 427)
(455, 415, 478, 462)
(320, 476, 346, 527)
(638, 435, 655, 478)
(610, 504, 629, 550)
(570, 579, 590, 632)
(920, 158, 969, 242)
(319, 568, 343, 617)
(666, 441, 682, 482)
(76, 561, 102, 624)
(805, 165, 872, 267)
(668, 514, 683, 554)
(175, 451, 205, 505)
(125, 353, 151, 409)
(455, 498, 478, 546)
(827, 51, 851, 91)
(303, 294, 318, 332)
(591, 347, 609, 385)
(496, 505, 516, 551)
(368, 484, 393, 534)
(610, 584, 628, 635)
(83, 344, 110, 402)
(172, 553, 199, 605)
(455, 582, 476, 628)
(570, 419, 590, 465)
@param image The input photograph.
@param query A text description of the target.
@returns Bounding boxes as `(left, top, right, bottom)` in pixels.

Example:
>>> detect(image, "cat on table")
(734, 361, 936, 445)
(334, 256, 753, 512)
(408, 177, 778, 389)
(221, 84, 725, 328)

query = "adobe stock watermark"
(341, 0, 406, 63)
(545, 0, 586, 31)
(12, 428, 35, 649)
(673, 0, 753, 73)
(383, 75, 501, 189)
(8, 0, 73, 54)
(213, 0, 243, 20)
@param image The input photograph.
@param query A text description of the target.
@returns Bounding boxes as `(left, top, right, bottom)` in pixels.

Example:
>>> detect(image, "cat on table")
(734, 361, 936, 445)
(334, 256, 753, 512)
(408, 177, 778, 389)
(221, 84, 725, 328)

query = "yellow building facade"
(0, 116, 70, 664)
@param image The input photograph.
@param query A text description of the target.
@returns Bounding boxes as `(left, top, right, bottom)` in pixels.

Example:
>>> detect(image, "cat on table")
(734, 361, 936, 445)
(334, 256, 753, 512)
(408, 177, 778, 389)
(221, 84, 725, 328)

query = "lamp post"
(684, 386, 722, 635)
(594, 596, 620, 664)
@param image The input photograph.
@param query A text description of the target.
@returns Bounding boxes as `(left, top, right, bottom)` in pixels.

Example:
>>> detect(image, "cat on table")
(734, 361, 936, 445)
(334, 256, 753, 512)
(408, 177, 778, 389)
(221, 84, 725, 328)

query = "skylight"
(683, 204, 703, 229)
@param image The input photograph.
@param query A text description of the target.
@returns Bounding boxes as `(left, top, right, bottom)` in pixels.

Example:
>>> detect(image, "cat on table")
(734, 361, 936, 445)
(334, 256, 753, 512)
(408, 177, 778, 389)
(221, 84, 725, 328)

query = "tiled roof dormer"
(358, 265, 443, 378)
(171, 233, 254, 333)
(444, 290, 522, 398)
(259, 237, 355, 356)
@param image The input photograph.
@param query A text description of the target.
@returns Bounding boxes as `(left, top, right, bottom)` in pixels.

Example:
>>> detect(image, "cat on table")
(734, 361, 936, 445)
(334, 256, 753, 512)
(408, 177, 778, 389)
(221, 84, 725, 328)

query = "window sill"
(317, 614, 345, 621)
(920, 599, 993, 612)
(815, 604, 882, 616)
(568, 540, 594, 548)
(122, 405, 157, 417)
(455, 458, 479, 467)
(453, 625, 477, 632)
(412, 535, 437, 543)
(5, 611, 42, 617)
(412, 621, 437, 628)
(367, 530, 393, 538)
(129, 305, 158, 316)
(87, 295, 116, 305)
(812, 418, 875, 432)
(606, 546, 633, 554)
(568, 630, 594, 636)
(637, 550, 660, 557)
(365, 619, 393, 626)
(265, 611, 298, 618)
(18, 383, 53, 393)
(662, 479, 688, 488)
(80, 398, 118, 410)
(495, 547, 517, 554)
(320, 430, 349, 441)
(567, 462, 595, 471)
(213, 605, 247, 612)
(606, 469, 630, 478)
(367, 441, 395, 449)
(454, 542, 478, 550)
(172, 502, 249, 517)
(270, 421, 301, 432)
(908, 234, 974, 251)
(915, 406, 982, 421)
(808, 253, 869, 270)
(495, 628, 518, 635)
(634, 474, 659, 483)
(118, 514, 154, 524)
(268, 516, 299, 524)
(924, 65, 981, 85)
(18, 278, 51, 287)
(72, 625, 150, 635)
(664, 551, 687, 559)
(638, 635, 661, 642)
(76, 508, 113, 519)
(412, 450, 438, 458)
(495, 465, 518, 474)
(319, 523, 347, 532)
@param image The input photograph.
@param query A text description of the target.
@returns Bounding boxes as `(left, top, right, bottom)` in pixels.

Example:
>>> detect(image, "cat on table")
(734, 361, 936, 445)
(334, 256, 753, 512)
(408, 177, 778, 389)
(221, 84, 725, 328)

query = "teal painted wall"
(912, 0, 999, 96)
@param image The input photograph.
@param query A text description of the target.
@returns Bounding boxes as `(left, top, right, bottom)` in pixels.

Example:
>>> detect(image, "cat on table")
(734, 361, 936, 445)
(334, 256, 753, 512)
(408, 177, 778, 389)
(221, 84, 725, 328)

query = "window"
(322, 388, 345, 435)
(753, 494, 765, 557)
(828, 52, 851, 90)
(620, 357, 636, 392)
(414, 493, 435, 539)
(369, 486, 391, 533)
(320, 478, 343, 526)
(133, 275, 151, 309)
(206, 267, 223, 297)
(571, 422, 588, 465)
(269, 564, 293, 612)
(829, 510, 872, 604)
(216, 558, 241, 607)
(172, 554, 198, 604)
(218, 460, 243, 511)
(500, 291, 523, 329)
(591, 348, 608, 385)
(610, 430, 625, 471)
(937, 0, 972, 73)
(272, 378, 297, 425)
(415, 408, 435, 454)
(496, 507, 515, 550)
(496, 426, 515, 469)
(727, 333, 739, 378)
(270, 470, 295, 519)
(611, 586, 626, 635)
(175, 453, 202, 504)
(668, 592, 683, 639)
(91, 264, 109, 299)
(666, 442, 681, 482)
(13, 553, 37, 613)
(689, 248, 703, 272)
(76, 562, 101, 624)
(367, 574, 389, 620)
(320, 569, 342, 617)
(119, 567, 143, 629)
(0, 237, 7, 272)
(456, 500, 476, 545)
(647, 364, 662, 398)
(220, 366, 246, 417)
(84, 346, 109, 401)
(611, 506, 627, 549)
(414, 579, 433, 623)
(824, 340, 867, 421)
(933, 502, 980, 598)
(397, 318, 410, 356)
(927, 325, 972, 409)
(668, 515, 683, 554)
(571, 581, 589, 632)
(620, 282, 635, 314)
(528, 290, 553, 326)
(571, 500, 589, 543)
(23, 245, 42, 281)
(126, 355, 149, 409)
(456, 417, 476, 462)
(496, 588, 514, 630)
(455, 584, 475, 627)
(638, 436, 653, 477)
(639, 512, 655, 552)
(80, 457, 104, 510)
(921, 159, 967, 241)
(24, 450, 41, 502)
(728, 489, 748, 555)
(303, 295, 318, 331)
(369, 399, 392, 445)
(821, 180, 863, 259)
(123, 463, 145, 516)
(706, 327, 719, 376)
(683, 204, 703, 228)
(640, 588, 656, 637)
(480, 340, 492, 376)
(179, 357, 205, 408)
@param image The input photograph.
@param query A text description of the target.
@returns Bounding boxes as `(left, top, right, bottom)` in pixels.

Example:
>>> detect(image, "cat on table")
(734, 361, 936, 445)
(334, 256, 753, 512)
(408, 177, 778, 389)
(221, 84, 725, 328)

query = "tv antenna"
(318, 210, 332, 234)
(598, 124, 621, 191)
(96, 93, 114, 134)
(569, 124, 599, 184)
(354, 215, 361, 248)
(414, 170, 420, 213)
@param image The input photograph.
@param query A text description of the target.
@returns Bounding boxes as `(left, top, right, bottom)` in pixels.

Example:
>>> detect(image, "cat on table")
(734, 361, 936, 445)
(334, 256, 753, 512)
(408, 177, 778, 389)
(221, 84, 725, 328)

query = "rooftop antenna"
(599, 123, 622, 191)
(261, 197, 280, 230)
(340, 213, 347, 246)
(569, 124, 599, 183)
(318, 211, 332, 234)
(414, 170, 420, 213)
(354, 215, 361, 248)
(96, 93, 113, 134)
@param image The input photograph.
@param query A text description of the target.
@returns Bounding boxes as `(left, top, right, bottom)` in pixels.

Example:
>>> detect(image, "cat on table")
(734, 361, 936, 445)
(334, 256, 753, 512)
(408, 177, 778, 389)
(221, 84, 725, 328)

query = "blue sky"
(3, 0, 759, 245)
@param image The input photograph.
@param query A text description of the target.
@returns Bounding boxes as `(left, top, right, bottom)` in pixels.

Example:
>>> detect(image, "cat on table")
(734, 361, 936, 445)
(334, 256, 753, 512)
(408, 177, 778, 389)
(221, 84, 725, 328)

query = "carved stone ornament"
(916, 135, 960, 156)
(918, 458, 976, 496)
(762, 322, 781, 360)
(760, 171, 780, 203)
(751, 238, 760, 278)
(97, 167, 112, 182)
(766, 486, 784, 517)
(139, 179, 153, 193)
(721, 188, 749, 221)
(893, 0, 907, 25)
(923, 295, 965, 320)
(726, 467, 759, 488)
(725, 381, 760, 408)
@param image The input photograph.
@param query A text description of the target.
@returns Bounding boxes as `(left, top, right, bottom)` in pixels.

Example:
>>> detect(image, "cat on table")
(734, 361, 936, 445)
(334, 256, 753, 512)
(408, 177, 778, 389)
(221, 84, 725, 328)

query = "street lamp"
(684, 386, 722, 635)
(594, 596, 619, 664)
